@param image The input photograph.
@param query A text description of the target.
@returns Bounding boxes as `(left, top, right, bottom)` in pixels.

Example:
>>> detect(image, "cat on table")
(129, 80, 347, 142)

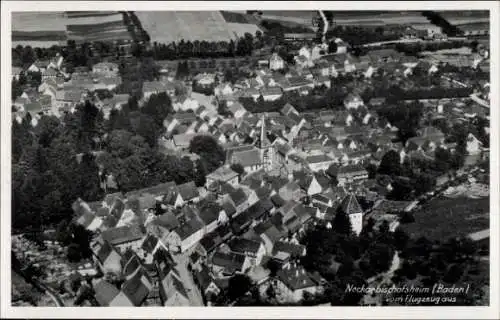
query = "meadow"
(400, 196, 489, 241)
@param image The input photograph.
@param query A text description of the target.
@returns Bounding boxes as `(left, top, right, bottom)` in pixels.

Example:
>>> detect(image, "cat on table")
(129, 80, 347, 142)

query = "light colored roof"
(173, 133, 196, 147)
(207, 166, 238, 181)
(468, 229, 489, 242)
(94, 280, 120, 306)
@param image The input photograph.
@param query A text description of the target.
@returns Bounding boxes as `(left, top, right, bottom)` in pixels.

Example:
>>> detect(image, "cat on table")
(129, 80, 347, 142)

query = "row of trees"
(149, 31, 265, 61)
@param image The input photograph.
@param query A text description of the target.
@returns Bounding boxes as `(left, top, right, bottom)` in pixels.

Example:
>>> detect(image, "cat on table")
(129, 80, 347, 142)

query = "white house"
(92, 62, 119, 76)
(343, 93, 364, 110)
(274, 264, 323, 303)
(269, 53, 285, 71)
(466, 133, 482, 155)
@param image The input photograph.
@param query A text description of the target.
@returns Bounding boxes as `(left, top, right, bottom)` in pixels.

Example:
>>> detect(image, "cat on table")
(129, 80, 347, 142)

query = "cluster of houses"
(12, 36, 490, 306)
(12, 58, 124, 126)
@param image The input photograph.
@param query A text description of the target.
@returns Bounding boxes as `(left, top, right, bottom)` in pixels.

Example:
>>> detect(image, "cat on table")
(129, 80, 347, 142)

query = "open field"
(226, 22, 263, 38)
(65, 11, 131, 44)
(260, 11, 430, 27)
(400, 196, 489, 241)
(12, 11, 132, 46)
(136, 11, 237, 43)
(12, 12, 66, 31)
(12, 12, 67, 46)
(437, 10, 489, 25)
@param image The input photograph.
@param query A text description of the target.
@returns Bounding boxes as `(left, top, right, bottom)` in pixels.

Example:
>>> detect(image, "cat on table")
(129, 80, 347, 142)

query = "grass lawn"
(400, 196, 489, 241)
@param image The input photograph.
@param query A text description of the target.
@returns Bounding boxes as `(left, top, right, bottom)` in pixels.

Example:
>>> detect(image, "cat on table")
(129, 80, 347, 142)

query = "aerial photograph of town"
(8, 7, 491, 309)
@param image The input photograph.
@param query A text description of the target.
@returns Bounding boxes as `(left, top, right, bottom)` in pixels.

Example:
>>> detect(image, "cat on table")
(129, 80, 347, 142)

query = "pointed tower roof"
(340, 193, 363, 215)
(258, 114, 271, 149)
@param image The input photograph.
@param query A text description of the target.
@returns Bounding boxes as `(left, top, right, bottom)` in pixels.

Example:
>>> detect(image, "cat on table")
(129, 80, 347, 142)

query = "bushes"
(400, 212, 416, 224)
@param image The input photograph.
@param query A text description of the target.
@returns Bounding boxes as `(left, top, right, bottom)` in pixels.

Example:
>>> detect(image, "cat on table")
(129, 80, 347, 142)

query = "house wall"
(308, 161, 335, 172)
(101, 250, 122, 275)
(181, 228, 206, 252)
(163, 232, 181, 252)
(263, 94, 282, 101)
(110, 291, 133, 306)
(275, 279, 319, 303)
(165, 292, 191, 306)
(115, 238, 143, 253)
(349, 212, 363, 236)
(307, 178, 323, 196)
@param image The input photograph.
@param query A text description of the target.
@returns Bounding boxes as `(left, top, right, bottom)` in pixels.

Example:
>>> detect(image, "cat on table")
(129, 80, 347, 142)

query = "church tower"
(258, 114, 273, 171)
(340, 193, 363, 236)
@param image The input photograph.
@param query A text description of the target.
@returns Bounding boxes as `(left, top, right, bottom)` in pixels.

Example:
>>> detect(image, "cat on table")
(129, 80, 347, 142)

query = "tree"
(142, 92, 173, 127)
(230, 163, 245, 176)
(413, 173, 435, 196)
(189, 135, 225, 173)
(393, 227, 410, 251)
(328, 41, 338, 54)
(378, 150, 401, 176)
(115, 155, 147, 191)
(130, 112, 160, 148)
(265, 259, 281, 277)
(227, 274, 252, 302)
(67, 243, 82, 262)
(12, 77, 24, 100)
(194, 159, 207, 187)
(400, 212, 415, 224)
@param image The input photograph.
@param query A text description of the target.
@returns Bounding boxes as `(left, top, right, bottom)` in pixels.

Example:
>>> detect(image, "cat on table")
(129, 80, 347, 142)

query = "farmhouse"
(92, 62, 119, 76)
(206, 166, 239, 189)
(269, 53, 285, 71)
(274, 263, 323, 303)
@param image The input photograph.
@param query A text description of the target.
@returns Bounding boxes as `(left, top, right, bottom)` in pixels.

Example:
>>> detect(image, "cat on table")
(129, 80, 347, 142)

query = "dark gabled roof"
(277, 265, 318, 291)
(154, 247, 177, 276)
(211, 251, 245, 274)
(140, 234, 159, 254)
(101, 225, 145, 246)
(338, 164, 368, 176)
(199, 231, 223, 253)
(194, 265, 218, 292)
(340, 194, 363, 215)
(314, 171, 331, 190)
(269, 176, 289, 192)
(198, 202, 222, 225)
(229, 188, 248, 207)
(284, 215, 301, 233)
(174, 218, 204, 241)
(122, 255, 142, 279)
(221, 199, 237, 217)
(166, 274, 189, 301)
(94, 280, 120, 306)
(231, 199, 274, 234)
(273, 241, 306, 257)
(177, 181, 199, 201)
(270, 194, 286, 208)
(311, 193, 331, 204)
(227, 237, 261, 255)
(255, 186, 272, 200)
(156, 212, 180, 230)
(121, 268, 151, 306)
(96, 240, 116, 264)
